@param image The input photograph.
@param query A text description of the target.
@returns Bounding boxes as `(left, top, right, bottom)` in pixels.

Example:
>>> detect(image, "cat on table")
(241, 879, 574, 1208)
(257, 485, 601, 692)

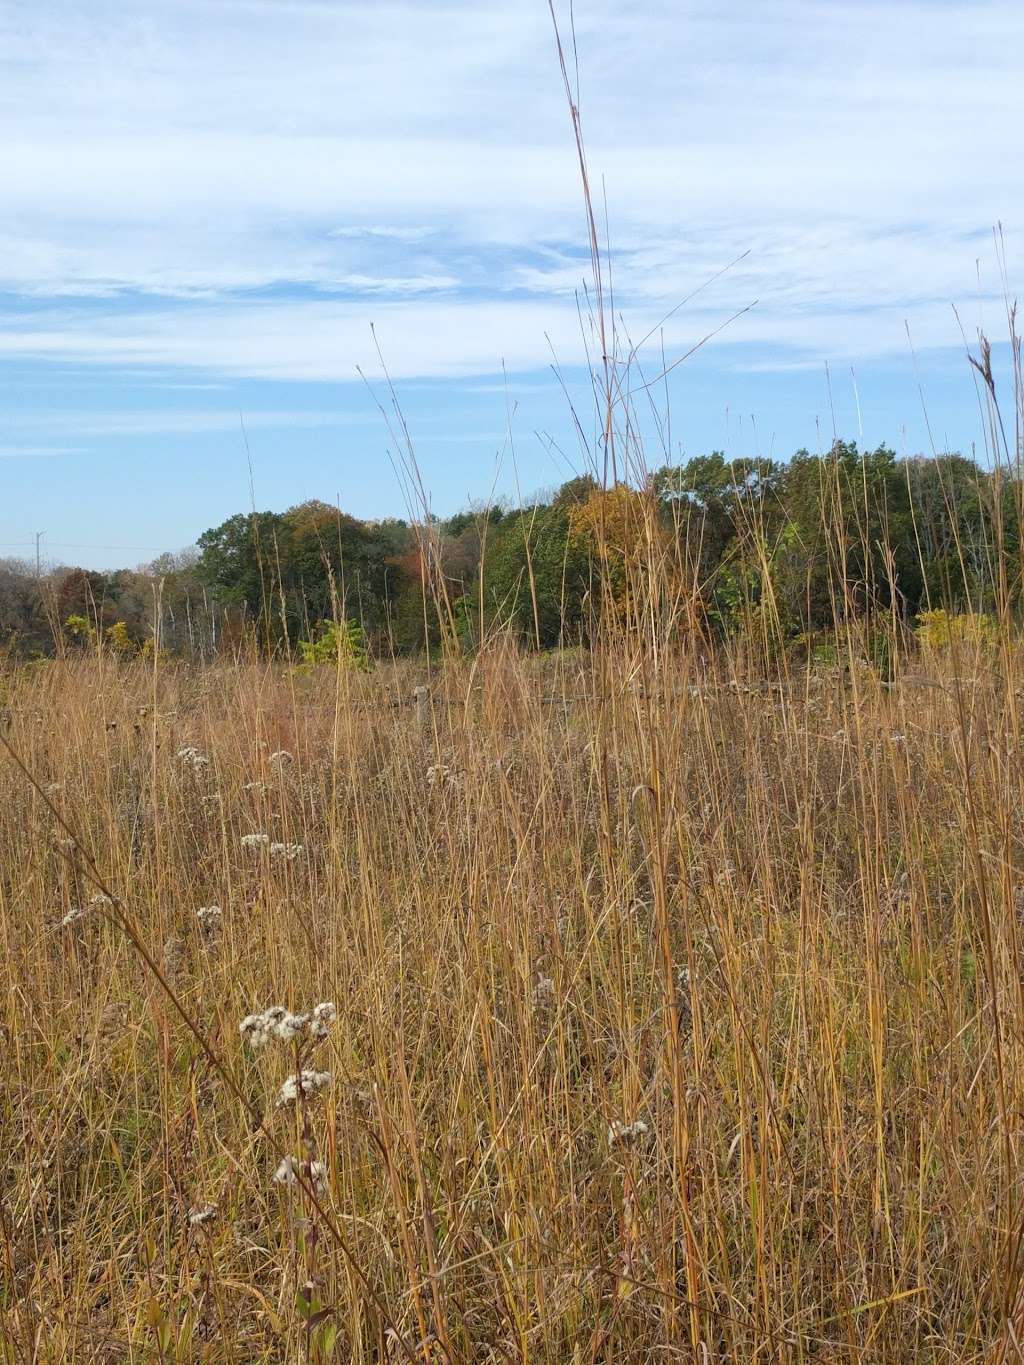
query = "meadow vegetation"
(4, 616, 1024, 1361)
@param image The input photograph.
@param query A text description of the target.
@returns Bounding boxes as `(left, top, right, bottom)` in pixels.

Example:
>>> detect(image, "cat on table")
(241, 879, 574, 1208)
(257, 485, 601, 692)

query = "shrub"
(296, 618, 370, 671)
(105, 621, 135, 656)
(914, 608, 997, 648)
(64, 613, 96, 644)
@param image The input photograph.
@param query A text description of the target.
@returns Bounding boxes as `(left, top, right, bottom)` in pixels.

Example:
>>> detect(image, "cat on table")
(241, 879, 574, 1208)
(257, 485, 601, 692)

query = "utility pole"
(35, 531, 45, 579)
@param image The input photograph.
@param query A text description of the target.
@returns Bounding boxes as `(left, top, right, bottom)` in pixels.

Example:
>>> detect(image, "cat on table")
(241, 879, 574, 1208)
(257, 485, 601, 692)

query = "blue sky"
(1, 0, 1021, 571)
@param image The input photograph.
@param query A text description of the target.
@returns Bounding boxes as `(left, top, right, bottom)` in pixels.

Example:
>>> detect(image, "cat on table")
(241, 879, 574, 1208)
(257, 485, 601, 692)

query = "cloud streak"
(0, 289, 1001, 385)
(0, 0, 1020, 379)
(4, 407, 376, 437)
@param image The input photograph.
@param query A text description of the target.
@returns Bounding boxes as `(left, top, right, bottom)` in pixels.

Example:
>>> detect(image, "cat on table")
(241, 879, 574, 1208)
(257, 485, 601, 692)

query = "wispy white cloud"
(5, 408, 374, 437)
(0, 0, 1020, 376)
(328, 226, 437, 243)
(0, 289, 1002, 384)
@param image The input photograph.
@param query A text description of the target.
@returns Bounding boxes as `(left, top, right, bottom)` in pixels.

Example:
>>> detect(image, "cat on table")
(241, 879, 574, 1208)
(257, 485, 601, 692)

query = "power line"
(45, 541, 174, 552)
(0, 539, 173, 552)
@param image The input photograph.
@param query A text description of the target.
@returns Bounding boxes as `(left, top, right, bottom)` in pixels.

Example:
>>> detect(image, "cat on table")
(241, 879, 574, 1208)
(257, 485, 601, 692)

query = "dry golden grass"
(3, 639, 1024, 1362)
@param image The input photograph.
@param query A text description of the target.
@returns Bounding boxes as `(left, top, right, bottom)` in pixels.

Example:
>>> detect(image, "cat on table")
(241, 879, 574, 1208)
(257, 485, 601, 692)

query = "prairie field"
(4, 637, 1024, 1362)
(2, 0, 1019, 1361)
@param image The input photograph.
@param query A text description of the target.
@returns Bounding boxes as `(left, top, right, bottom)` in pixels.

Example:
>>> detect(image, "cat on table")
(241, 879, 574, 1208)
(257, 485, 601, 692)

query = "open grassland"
(4, 641, 1024, 1361)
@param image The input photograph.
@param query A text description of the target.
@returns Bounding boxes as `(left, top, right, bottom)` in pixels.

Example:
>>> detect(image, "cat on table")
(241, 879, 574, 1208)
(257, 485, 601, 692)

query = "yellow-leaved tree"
(567, 484, 675, 630)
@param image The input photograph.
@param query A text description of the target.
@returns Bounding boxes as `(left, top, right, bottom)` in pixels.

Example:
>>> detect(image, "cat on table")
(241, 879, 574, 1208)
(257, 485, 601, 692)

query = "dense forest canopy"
(3, 441, 1018, 659)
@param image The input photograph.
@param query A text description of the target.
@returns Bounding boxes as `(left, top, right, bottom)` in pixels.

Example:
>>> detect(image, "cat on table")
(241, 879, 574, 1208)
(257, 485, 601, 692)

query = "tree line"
(2, 441, 1018, 661)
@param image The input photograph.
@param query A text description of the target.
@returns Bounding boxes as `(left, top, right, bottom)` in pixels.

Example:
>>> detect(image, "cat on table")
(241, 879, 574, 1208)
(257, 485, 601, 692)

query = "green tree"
(195, 511, 282, 617)
(474, 494, 590, 648)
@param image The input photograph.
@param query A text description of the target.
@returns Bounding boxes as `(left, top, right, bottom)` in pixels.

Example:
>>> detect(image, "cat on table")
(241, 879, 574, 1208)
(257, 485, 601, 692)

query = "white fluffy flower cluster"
(309, 1000, 337, 1038)
(270, 841, 304, 862)
(240, 834, 304, 861)
(239, 1001, 337, 1049)
(608, 1119, 650, 1147)
(273, 1155, 327, 1190)
(276, 1069, 333, 1108)
(239, 1005, 294, 1048)
(196, 905, 222, 931)
(57, 889, 112, 927)
(276, 1011, 310, 1042)
(177, 745, 210, 771)
(188, 1203, 218, 1228)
